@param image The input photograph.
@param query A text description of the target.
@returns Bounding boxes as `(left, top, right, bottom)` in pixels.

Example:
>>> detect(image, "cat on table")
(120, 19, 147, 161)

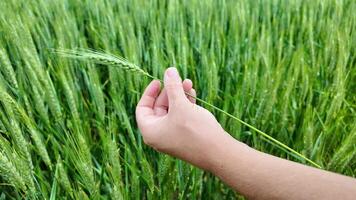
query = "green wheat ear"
(55, 49, 156, 79)
(55, 49, 322, 169)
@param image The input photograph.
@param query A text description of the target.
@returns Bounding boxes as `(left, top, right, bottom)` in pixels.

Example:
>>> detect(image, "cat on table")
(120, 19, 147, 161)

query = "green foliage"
(0, 0, 355, 199)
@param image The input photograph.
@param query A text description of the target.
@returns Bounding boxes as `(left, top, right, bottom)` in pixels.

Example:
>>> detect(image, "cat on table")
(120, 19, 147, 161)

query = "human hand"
(136, 68, 356, 200)
(135, 67, 232, 170)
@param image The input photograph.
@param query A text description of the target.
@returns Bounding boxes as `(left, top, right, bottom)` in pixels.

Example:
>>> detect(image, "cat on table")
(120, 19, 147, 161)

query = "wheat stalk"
(55, 49, 321, 169)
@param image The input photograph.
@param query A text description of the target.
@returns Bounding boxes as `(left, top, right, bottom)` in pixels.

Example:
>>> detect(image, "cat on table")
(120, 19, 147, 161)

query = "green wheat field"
(0, 0, 355, 199)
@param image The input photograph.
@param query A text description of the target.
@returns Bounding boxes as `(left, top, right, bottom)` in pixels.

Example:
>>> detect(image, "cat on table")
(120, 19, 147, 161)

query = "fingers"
(187, 88, 196, 104)
(183, 79, 192, 91)
(153, 88, 168, 116)
(183, 79, 196, 104)
(163, 67, 186, 106)
(154, 78, 194, 116)
(136, 80, 161, 122)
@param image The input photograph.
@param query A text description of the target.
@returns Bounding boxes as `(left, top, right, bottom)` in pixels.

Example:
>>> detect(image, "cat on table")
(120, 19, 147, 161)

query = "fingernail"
(166, 67, 179, 78)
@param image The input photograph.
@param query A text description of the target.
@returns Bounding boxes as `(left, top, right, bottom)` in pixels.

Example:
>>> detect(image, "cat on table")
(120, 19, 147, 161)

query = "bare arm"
(135, 67, 356, 200)
(209, 132, 356, 200)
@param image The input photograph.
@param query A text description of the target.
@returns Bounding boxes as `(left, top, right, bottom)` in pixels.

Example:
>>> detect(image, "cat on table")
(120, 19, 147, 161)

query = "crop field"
(0, 0, 355, 199)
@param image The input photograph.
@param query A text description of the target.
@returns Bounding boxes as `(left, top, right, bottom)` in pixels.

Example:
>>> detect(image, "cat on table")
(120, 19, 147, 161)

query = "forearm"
(135, 70, 356, 199)
(207, 133, 356, 200)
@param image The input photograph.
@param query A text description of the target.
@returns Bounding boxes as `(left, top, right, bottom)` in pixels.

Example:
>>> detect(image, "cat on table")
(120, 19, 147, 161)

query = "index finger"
(135, 80, 161, 120)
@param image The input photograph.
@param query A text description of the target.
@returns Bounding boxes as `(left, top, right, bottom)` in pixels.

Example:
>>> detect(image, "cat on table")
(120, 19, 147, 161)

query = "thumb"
(164, 67, 186, 106)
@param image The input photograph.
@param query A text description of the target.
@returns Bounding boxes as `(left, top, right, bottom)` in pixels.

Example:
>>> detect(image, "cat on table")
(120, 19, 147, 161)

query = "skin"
(135, 67, 356, 200)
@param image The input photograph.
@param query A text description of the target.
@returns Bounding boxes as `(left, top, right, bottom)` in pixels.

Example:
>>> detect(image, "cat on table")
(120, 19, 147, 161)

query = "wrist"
(206, 131, 253, 174)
